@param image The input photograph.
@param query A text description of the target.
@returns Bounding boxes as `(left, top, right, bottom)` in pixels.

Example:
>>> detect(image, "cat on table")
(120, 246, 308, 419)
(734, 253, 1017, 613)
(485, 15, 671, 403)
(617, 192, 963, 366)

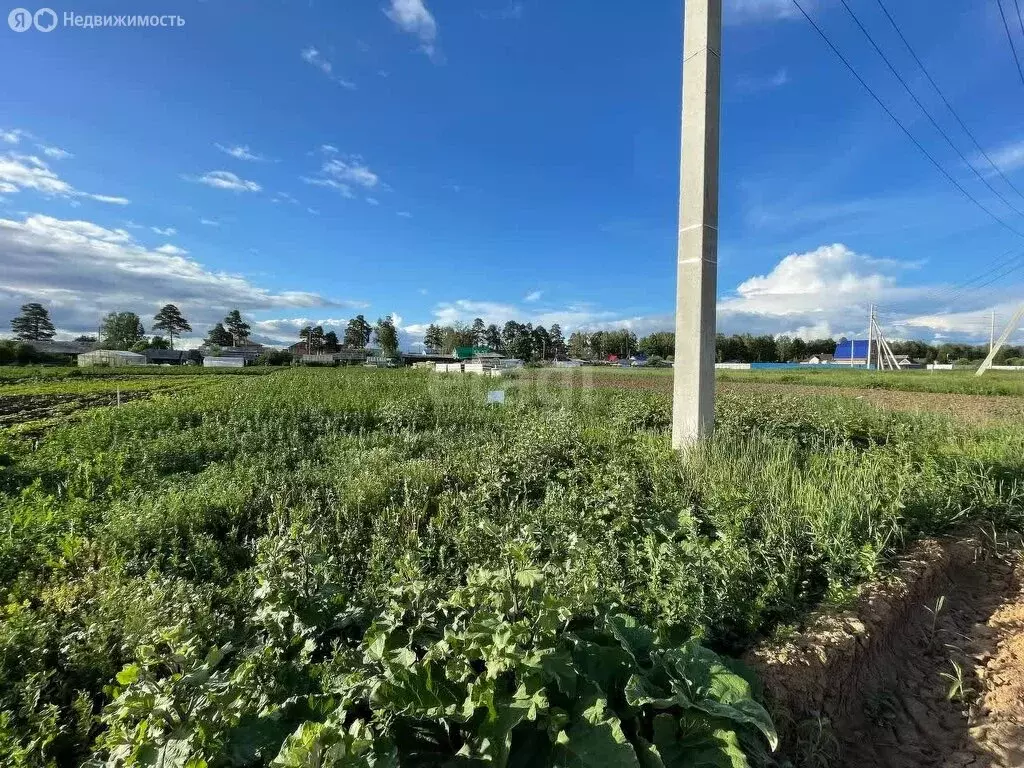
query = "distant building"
(804, 353, 834, 365)
(198, 343, 265, 363)
(144, 348, 199, 365)
(453, 346, 502, 362)
(833, 340, 869, 366)
(78, 349, 147, 367)
(203, 356, 245, 368)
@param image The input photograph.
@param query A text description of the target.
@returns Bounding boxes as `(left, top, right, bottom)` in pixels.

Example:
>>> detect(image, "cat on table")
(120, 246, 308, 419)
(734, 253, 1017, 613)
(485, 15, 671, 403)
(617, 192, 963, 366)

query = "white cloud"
(0, 152, 129, 204)
(252, 313, 370, 344)
(385, 0, 439, 57)
(215, 143, 266, 162)
(0, 129, 25, 144)
(303, 151, 381, 198)
(300, 47, 357, 89)
(301, 176, 355, 197)
(366, 197, 380, 206)
(397, 211, 412, 218)
(199, 218, 220, 226)
(307, 207, 320, 215)
(273, 191, 299, 204)
(190, 170, 262, 192)
(324, 157, 379, 188)
(523, 290, 542, 302)
(986, 138, 1024, 174)
(0, 213, 360, 342)
(39, 145, 73, 160)
(152, 226, 176, 236)
(725, 0, 801, 24)
(155, 244, 188, 255)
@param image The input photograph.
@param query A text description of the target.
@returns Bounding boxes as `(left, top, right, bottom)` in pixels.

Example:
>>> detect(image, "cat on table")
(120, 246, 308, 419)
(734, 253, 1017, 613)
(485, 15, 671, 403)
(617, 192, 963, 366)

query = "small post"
(671, 0, 722, 448)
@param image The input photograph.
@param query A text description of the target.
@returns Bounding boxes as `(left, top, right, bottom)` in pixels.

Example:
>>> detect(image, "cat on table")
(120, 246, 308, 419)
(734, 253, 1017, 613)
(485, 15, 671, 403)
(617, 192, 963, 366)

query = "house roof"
(834, 340, 869, 359)
(454, 346, 500, 359)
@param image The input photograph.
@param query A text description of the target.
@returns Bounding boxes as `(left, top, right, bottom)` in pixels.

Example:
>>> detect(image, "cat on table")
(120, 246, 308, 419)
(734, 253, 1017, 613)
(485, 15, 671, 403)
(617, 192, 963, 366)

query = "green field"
(1, 368, 1022, 766)
(521, 364, 1024, 397)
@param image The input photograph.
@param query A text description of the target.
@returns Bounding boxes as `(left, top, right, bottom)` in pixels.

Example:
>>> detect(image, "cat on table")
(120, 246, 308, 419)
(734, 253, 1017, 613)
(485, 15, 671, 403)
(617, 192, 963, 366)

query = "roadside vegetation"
(1, 368, 1022, 766)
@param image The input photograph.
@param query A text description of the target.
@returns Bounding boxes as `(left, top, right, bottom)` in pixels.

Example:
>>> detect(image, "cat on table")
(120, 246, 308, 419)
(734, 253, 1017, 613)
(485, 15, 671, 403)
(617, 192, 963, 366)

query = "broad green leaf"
(606, 615, 656, 663)
(561, 697, 641, 768)
(688, 699, 777, 751)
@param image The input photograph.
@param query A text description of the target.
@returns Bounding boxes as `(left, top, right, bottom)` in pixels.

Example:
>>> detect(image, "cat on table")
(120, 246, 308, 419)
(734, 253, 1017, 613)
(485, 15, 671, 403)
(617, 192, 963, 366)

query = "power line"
(790, 0, 1024, 239)
(997, 0, 1024, 86)
(837, 0, 1024, 220)
(1016, 0, 1024, 42)
(874, 0, 1024, 204)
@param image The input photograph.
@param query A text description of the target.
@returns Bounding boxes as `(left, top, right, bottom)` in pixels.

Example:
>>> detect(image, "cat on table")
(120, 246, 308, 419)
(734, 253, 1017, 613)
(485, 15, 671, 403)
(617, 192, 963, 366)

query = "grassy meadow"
(0, 366, 1022, 766)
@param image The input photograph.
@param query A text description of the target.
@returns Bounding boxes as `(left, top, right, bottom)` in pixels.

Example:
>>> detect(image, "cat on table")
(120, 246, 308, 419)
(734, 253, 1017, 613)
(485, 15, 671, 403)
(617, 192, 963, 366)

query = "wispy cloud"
(302, 148, 381, 200)
(0, 152, 129, 204)
(523, 290, 542, 302)
(725, 0, 801, 24)
(478, 2, 524, 20)
(735, 67, 789, 92)
(39, 145, 73, 160)
(385, 0, 439, 58)
(189, 170, 262, 193)
(200, 218, 221, 227)
(215, 143, 266, 162)
(273, 191, 299, 204)
(152, 226, 176, 236)
(0, 129, 25, 144)
(366, 197, 380, 206)
(397, 210, 412, 218)
(300, 47, 357, 89)
(985, 138, 1024, 174)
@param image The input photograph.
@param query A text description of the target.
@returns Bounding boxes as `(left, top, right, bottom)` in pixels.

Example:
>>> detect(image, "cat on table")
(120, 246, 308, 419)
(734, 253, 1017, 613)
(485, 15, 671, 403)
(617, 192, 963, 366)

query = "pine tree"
(344, 315, 373, 348)
(152, 304, 192, 350)
(471, 318, 486, 346)
(549, 324, 566, 360)
(11, 303, 56, 341)
(223, 310, 251, 344)
(205, 322, 234, 346)
(484, 324, 503, 354)
(423, 324, 443, 353)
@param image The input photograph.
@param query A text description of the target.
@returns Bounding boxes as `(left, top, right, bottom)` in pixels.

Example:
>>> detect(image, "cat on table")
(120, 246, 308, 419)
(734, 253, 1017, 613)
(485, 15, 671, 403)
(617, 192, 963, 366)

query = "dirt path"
(838, 553, 1024, 767)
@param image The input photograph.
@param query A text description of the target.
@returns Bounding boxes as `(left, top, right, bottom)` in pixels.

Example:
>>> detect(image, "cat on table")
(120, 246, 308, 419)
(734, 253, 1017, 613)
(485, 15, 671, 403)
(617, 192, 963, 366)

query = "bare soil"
(747, 539, 1024, 767)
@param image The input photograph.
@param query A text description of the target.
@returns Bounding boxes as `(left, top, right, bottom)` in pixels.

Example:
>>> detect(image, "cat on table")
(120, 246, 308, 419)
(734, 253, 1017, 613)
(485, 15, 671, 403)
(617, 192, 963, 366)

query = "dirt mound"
(747, 536, 1024, 767)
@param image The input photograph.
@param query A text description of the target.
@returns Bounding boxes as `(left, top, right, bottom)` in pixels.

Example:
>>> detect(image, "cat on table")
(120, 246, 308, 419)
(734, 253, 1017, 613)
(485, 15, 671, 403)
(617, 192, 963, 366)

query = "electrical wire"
(790, 0, 1024, 239)
(874, 0, 1024, 205)
(838, 0, 1024, 219)
(997, 0, 1024, 87)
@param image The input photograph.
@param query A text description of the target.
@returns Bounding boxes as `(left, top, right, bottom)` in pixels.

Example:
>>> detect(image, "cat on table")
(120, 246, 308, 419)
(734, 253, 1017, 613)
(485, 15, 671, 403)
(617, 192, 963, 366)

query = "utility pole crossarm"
(672, 0, 722, 448)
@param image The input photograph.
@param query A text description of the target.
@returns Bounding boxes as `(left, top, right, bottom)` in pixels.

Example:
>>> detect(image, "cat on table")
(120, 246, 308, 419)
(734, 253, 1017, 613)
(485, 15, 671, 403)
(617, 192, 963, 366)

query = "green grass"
(0, 364, 277, 386)
(0, 368, 1022, 765)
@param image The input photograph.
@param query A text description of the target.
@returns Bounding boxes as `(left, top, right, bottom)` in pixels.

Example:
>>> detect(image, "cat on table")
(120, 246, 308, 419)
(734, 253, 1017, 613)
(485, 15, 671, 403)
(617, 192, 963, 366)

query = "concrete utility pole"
(990, 310, 995, 354)
(866, 304, 874, 370)
(977, 304, 1024, 376)
(672, 0, 722, 448)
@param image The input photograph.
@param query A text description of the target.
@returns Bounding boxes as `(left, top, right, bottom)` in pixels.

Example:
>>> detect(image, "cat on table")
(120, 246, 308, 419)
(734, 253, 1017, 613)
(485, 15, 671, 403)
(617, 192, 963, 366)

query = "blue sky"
(3, 0, 1024, 347)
